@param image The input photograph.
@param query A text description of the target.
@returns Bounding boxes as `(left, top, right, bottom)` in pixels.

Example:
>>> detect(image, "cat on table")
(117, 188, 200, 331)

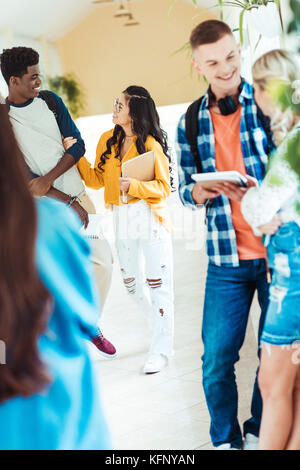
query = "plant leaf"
(239, 8, 247, 45)
(284, 132, 300, 180)
(168, 0, 178, 19)
(171, 41, 191, 56)
(254, 33, 262, 51)
(273, 0, 284, 32)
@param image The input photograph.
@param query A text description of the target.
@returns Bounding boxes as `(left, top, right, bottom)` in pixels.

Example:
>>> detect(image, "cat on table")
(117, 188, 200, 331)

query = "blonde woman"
(239, 50, 300, 450)
(74, 86, 174, 375)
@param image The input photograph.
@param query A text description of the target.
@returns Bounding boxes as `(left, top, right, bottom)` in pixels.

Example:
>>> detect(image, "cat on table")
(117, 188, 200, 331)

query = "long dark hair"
(0, 105, 52, 404)
(98, 86, 174, 188)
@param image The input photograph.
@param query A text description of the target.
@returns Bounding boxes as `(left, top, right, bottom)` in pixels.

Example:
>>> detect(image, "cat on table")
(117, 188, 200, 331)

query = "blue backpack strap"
(39, 90, 59, 123)
(185, 97, 204, 174)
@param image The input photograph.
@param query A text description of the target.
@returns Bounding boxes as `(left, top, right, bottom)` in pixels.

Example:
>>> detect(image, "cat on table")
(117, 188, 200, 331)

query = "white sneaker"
(215, 443, 239, 450)
(243, 433, 259, 450)
(143, 353, 167, 374)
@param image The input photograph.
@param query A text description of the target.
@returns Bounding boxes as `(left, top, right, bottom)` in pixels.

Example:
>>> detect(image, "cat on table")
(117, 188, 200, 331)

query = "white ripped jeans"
(113, 200, 174, 358)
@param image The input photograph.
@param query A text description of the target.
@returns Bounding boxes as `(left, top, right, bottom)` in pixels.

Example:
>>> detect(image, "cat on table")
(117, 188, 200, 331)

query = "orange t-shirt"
(210, 107, 266, 260)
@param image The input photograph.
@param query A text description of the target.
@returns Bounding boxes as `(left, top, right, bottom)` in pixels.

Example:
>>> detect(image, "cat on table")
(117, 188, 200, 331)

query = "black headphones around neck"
(208, 82, 243, 116)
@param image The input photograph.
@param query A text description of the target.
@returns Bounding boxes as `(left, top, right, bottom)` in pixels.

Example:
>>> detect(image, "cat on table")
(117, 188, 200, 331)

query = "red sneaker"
(91, 332, 117, 358)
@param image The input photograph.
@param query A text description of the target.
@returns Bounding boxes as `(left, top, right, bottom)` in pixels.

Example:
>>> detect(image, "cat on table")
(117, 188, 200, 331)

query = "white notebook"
(192, 171, 248, 189)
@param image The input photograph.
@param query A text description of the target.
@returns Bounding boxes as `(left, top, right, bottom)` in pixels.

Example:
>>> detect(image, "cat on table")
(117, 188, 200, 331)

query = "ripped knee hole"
(123, 277, 136, 294)
(147, 278, 163, 289)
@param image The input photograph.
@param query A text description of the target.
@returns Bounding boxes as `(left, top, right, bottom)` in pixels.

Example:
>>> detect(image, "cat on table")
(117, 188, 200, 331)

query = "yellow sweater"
(77, 129, 173, 232)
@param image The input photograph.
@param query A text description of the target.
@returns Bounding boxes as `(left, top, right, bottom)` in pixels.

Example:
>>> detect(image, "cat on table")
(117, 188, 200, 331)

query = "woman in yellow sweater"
(76, 86, 174, 374)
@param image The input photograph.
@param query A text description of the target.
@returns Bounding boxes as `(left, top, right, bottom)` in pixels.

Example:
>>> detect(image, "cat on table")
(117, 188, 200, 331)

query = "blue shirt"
(39, 91, 85, 163)
(176, 79, 276, 267)
(0, 198, 111, 450)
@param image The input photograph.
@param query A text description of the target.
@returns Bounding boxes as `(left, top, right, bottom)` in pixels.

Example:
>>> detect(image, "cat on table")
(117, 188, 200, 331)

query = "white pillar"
(2, 26, 14, 47)
(39, 35, 51, 86)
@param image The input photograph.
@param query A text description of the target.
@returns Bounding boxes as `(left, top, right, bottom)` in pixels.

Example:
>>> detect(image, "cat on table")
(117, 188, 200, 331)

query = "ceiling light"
(124, 13, 139, 26)
(92, 0, 114, 4)
(114, 2, 130, 17)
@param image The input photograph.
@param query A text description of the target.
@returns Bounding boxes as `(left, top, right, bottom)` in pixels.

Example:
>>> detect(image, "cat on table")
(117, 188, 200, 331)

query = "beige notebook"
(122, 150, 155, 180)
(122, 151, 155, 202)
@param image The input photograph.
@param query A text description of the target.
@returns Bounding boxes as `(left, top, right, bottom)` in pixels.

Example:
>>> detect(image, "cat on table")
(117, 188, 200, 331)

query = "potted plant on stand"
(287, 0, 300, 50)
(267, 0, 300, 205)
(217, 0, 283, 45)
(47, 73, 86, 119)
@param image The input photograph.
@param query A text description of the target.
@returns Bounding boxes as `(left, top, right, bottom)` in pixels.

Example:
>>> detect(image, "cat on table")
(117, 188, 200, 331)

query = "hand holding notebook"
(192, 171, 249, 189)
(121, 150, 155, 203)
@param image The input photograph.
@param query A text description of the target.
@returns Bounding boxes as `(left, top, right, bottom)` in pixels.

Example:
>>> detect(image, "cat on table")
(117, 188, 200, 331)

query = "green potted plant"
(268, 0, 300, 210)
(217, 0, 283, 45)
(287, 0, 300, 50)
(47, 73, 86, 119)
(169, 1, 283, 46)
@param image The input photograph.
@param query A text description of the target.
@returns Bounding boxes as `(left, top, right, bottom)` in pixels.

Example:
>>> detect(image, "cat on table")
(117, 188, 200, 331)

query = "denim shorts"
(261, 222, 300, 346)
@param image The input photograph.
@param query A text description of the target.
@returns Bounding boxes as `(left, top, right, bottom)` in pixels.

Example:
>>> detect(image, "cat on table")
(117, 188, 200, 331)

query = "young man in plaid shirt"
(176, 20, 276, 450)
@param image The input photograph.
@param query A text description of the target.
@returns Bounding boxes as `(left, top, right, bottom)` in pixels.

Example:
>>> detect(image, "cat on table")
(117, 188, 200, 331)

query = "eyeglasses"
(114, 94, 148, 113)
(113, 98, 123, 113)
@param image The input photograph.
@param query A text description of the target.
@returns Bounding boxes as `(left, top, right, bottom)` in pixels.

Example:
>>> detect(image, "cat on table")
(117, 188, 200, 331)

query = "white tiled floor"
(88, 195, 261, 450)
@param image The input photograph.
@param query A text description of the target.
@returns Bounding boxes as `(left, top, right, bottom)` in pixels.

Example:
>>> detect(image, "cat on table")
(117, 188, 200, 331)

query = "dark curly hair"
(0, 47, 39, 85)
(98, 85, 175, 190)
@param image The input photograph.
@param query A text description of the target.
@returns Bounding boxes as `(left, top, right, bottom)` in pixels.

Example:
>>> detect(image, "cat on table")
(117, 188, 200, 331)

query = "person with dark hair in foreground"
(76, 86, 174, 375)
(0, 105, 111, 450)
(0, 46, 116, 358)
(176, 20, 276, 450)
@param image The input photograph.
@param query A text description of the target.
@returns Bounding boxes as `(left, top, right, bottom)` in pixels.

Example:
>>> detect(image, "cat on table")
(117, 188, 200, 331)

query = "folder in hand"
(122, 150, 155, 180)
(121, 150, 155, 201)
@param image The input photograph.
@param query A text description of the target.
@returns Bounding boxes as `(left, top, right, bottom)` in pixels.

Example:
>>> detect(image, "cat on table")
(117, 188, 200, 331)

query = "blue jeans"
(262, 222, 300, 345)
(202, 259, 269, 448)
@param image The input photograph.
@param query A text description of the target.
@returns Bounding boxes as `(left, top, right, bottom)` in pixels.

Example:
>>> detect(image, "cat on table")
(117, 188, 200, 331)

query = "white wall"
(0, 30, 61, 98)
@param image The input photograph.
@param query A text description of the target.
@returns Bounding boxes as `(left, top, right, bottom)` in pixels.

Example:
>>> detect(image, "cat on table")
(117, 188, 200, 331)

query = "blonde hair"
(252, 49, 300, 145)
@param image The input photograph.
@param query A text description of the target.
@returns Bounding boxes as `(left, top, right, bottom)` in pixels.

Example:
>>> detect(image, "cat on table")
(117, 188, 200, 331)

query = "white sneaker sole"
(143, 356, 167, 374)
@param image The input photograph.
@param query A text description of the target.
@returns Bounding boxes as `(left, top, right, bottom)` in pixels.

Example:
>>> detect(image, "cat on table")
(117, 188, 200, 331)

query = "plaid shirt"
(176, 79, 275, 267)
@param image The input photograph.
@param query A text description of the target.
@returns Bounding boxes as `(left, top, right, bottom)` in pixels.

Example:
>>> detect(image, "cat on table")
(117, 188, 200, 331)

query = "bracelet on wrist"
(67, 196, 77, 207)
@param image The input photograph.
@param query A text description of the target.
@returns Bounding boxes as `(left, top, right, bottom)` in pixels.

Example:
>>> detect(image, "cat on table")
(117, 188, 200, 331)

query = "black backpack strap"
(39, 90, 59, 123)
(185, 96, 275, 174)
(185, 97, 204, 173)
(257, 105, 275, 154)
